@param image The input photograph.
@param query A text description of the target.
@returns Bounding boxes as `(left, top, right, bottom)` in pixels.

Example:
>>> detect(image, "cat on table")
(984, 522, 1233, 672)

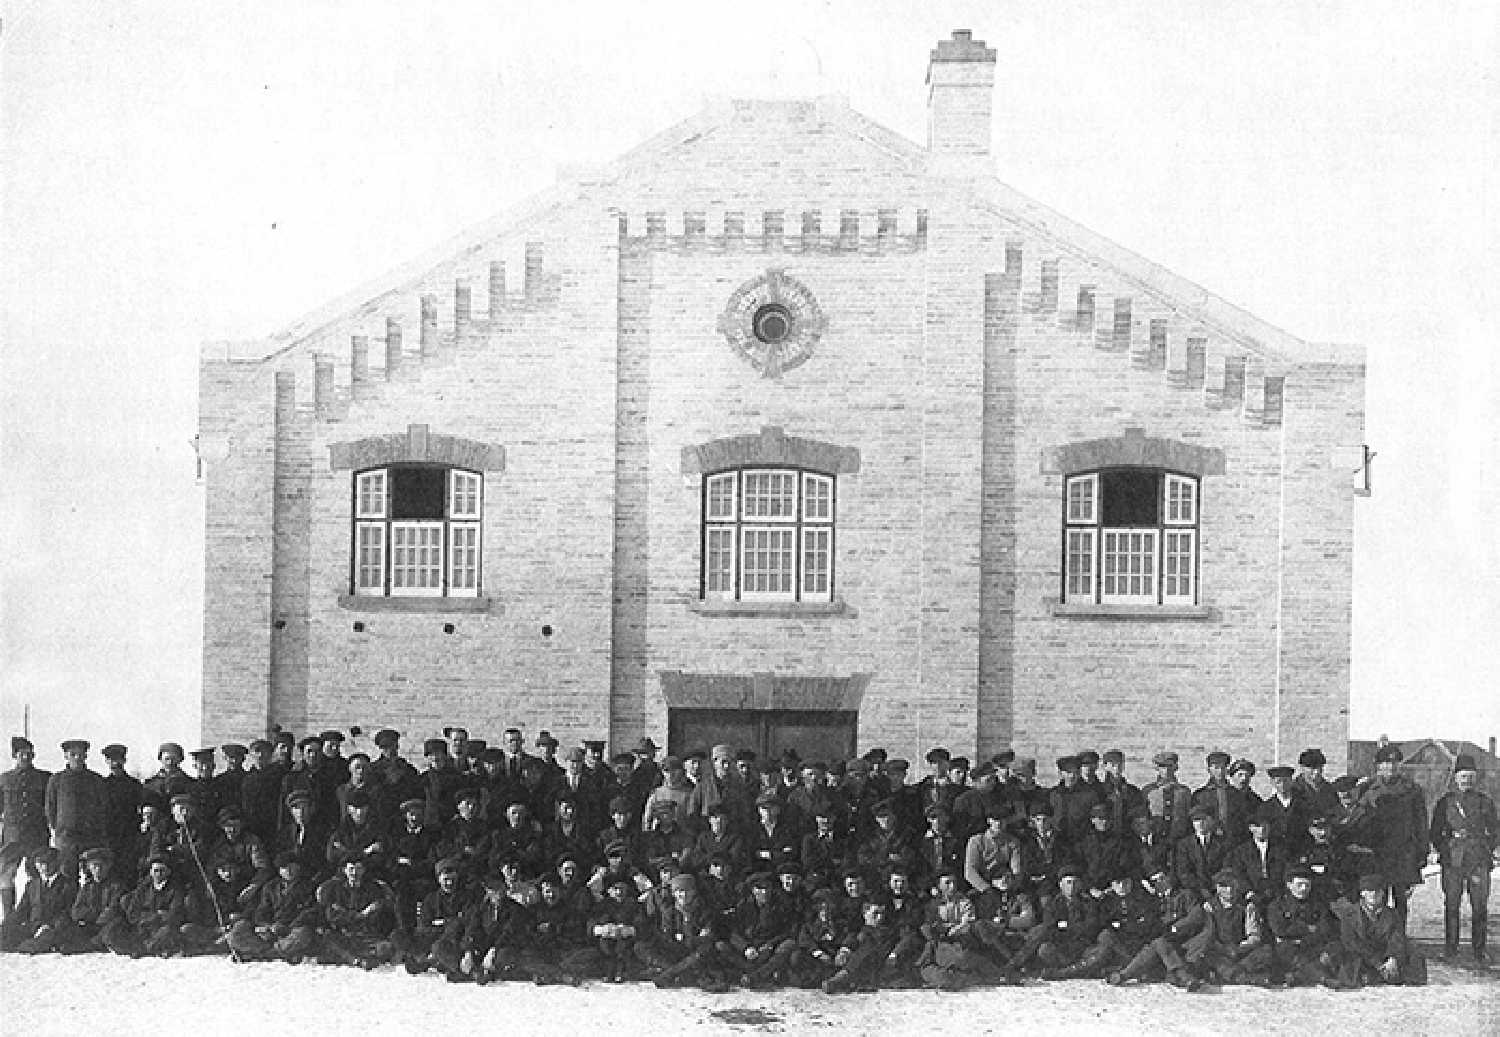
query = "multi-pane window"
(702, 468, 835, 603)
(353, 466, 482, 597)
(1063, 469, 1198, 605)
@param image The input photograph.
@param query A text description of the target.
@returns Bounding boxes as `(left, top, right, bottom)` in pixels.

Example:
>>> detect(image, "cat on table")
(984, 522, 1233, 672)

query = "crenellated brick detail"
(618, 208, 926, 255)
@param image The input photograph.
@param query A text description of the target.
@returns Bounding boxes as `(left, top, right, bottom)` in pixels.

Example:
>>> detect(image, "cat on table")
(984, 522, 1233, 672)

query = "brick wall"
(199, 98, 1363, 778)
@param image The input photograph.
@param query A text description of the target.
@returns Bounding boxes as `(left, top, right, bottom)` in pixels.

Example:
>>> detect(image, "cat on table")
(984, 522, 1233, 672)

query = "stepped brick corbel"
(313, 354, 335, 420)
(524, 242, 544, 305)
(488, 260, 506, 317)
(350, 335, 370, 400)
(419, 294, 439, 358)
(385, 318, 403, 376)
(454, 279, 471, 336)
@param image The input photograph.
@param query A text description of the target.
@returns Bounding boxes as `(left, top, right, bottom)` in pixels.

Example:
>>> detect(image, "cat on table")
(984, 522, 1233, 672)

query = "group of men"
(0, 726, 1494, 994)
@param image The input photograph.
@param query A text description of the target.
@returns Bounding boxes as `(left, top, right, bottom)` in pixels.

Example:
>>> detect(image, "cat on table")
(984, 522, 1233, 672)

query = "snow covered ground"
(3, 869, 1495, 1036)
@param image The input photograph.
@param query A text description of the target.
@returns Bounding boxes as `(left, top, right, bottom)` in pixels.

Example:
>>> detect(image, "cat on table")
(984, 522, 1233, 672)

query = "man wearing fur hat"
(1356, 744, 1428, 925)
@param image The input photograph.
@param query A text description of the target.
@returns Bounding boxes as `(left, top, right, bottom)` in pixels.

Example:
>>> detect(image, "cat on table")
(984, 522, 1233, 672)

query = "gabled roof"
(216, 95, 1359, 372)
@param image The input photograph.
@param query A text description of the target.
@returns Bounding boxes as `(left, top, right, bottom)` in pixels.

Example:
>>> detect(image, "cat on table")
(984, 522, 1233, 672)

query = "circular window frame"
(717, 270, 826, 379)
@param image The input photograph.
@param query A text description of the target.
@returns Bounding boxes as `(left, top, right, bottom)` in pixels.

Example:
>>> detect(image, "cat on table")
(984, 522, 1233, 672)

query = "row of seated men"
(0, 831, 1426, 993)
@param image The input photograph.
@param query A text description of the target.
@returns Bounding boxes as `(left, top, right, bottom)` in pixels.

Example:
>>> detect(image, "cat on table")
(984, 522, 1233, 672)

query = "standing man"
(1357, 744, 1428, 926)
(1141, 751, 1193, 855)
(45, 739, 106, 879)
(100, 744, 143, 867)
(0, 737, 52, 919)
(1429, 753, 1496, 964)
(1293, 748, 1340, 823)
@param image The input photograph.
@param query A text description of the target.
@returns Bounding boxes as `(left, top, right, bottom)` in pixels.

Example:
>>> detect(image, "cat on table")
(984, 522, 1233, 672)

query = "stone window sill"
(337, 594, 499, 615)
(687, 598, 856, 618)
(1049, 601, 1218, 621)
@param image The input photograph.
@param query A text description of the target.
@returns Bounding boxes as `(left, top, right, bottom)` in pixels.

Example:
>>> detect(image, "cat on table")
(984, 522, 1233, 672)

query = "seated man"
(457, 871, 533, 984)
(61, 846, 130, 954)
(1108, 865, 1204, 987)
(1183, 869, 1271, 985)
(315, 852, 397, 968)
(1335, 872, 1426, 987)
(643, 873, 733, 991)
(403, 857, 470, 976)
(1264, 864, 1339, 987)
(731, 872, 799, 988)
(821, 897, 903, 994)
(228, 850, 319, 963)
(117, 853, 187, 958)
(0, 847, 78, 954)
(918, 869, 1016, 989)
(1010, 863, 1100, 977)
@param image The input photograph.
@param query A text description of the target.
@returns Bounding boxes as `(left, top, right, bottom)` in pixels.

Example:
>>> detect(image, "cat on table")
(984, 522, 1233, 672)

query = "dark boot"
(1444, 908, 1461, 961)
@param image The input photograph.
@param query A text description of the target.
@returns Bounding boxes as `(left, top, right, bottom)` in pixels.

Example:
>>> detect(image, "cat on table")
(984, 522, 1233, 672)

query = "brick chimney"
(926, 30, 997, 165)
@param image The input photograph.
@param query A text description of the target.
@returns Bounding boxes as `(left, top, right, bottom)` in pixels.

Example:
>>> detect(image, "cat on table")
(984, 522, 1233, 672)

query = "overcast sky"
(2, 0, 1496, 770)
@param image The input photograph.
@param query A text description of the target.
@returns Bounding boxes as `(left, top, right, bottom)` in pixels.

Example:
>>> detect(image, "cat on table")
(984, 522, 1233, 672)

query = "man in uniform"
(185, 747, 221, 820)
(1141, 751, 1193, 855)
(212, 744, 249, 818)
(46, 738, 106, 879)
(1293, 748, 1341, 823)
(368, 729, 421, 807)
(0, 736, 52, 919)
(1357, 744, 1428, 925)
(1099, 750, 1146, 836)
(1428, 752, 1497, 964)
(100, 743, 143, 866)
(238, 739, 282, 845)
(1260, 765, 1310, 855)
(142, 742, 192, 813)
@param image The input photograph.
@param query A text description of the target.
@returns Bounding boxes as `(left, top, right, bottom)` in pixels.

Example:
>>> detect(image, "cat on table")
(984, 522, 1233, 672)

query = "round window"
(752, 303, 793, 344)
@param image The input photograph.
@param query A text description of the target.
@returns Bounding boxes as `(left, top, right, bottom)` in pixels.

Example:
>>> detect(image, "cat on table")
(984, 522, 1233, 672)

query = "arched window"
(701, 468, 835, 604)
(1063, 468, 1199, 605)
(352, 465, 482, 597)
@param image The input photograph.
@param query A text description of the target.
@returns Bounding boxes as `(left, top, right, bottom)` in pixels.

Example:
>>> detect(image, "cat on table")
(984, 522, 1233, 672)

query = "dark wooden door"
(668, 708, 857, 763)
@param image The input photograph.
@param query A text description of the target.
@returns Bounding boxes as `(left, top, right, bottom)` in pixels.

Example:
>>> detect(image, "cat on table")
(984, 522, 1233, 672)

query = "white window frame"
(352, 466, 483, 598)
(701, 467, 836, 603)
(1064, 469, 1199, 606)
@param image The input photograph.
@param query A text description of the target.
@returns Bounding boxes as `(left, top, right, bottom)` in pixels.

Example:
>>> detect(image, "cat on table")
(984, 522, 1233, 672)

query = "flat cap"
(373, 729, 401, 748)
(220, 743, 247, 759)
(422, 738, 447, 756)
(1205, 751, 1231, 767)
(157, 742, 184, 758)
(582, 739, 605, 753)
(1151, 751, 1178, 768)
(1101, 749, 1124, 765)
(755, 790, 782, 808)
(1229, 758, 1256, 777)
(1266, 765, 1294, 779)
(634, 737, 658, 754)
(60, 739, 90, 754)
(399, 798, 426, 814)
(318, 730, 344, 744)
(102, 743, 128, 760)
(442, 726, 468, 739)
(189, 747, 216, 761)
(284, 789, 312, 808)
(1357, 873, 1386, 892)
(563, 746, 585, 762)
(535, 730, 559, 748)
(1297, 748, 1327, 768)
(1056, 755, 1081, 772)
(215, 806, 243, 824)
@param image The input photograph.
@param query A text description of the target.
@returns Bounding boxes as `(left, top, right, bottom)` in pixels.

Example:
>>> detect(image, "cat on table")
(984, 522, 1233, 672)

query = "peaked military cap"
(1297, 748, 1327, 768)
(102, 743, 128, 760)
(373, 729, 401, 748)
(60, 739, 90, 754)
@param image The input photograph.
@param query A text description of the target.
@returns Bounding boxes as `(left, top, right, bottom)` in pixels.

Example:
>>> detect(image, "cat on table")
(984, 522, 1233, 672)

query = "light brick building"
(198, 32, 1365, 772)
